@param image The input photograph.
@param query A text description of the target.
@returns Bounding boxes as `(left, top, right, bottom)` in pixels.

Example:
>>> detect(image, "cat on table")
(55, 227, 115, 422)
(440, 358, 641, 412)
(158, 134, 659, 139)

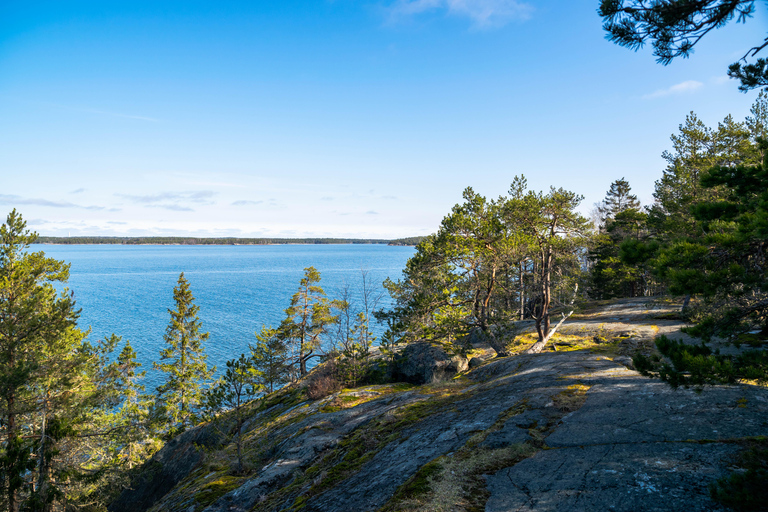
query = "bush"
(710, 443, 768, 511)
(307, 374, 341, 400)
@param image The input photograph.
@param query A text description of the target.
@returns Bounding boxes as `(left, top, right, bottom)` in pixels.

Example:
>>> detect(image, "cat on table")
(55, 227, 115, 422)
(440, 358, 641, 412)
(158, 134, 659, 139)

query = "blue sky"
(1, 0, 766, 238)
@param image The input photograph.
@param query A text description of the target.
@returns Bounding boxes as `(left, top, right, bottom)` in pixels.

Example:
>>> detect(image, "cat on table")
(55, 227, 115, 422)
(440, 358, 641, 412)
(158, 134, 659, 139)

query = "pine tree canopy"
(598, 0, 768, 91)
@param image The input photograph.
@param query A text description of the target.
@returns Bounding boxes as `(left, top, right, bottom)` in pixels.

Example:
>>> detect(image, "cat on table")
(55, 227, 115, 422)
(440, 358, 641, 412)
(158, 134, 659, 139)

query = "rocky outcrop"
(110, 299, 768, 512)
(109, 423, 224, 512)
(393, 342, 468, 384)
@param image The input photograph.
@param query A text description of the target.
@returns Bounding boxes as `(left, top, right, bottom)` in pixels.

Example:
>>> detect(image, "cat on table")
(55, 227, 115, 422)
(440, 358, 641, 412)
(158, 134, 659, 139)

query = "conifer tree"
(154, 273, 214, 433)
(250, 326, 289, 393)
(0, 211, 144, 511)
(595, 177, 641, 226)
(203, 354, 261, 474)
(505, 176, 591, 351)
(746, 90, 768, 142)
(337, 312, 375, 387)
(279, 267, 339, 377)
(650, 112, 718, 238)
(0, 210, 79, 512)
(589, 179, 650, 298)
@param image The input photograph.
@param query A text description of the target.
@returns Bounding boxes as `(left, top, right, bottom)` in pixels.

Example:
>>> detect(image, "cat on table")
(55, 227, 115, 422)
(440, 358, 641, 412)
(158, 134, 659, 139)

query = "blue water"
(37, 244, 414, 389)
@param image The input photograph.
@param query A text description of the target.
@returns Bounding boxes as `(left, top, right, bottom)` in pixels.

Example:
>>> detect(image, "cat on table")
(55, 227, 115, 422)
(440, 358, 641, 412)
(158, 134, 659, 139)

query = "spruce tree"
(589, 179, 650, 298)
(154, 273, 214, 433)
(596, 177, 640, 226)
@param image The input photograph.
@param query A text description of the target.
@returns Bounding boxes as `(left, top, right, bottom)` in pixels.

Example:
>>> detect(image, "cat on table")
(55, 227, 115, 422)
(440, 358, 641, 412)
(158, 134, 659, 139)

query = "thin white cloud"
(643, 80, 704, 99)
(149, 204, 194, 212)
(231, 200, 264, 206)
(116, 191, 216, 210)
(386, 0, 532, 28)
(0, 194, 104, 210)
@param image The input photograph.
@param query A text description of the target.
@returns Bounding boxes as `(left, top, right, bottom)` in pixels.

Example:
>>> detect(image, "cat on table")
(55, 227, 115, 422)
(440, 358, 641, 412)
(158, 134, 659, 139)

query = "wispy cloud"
(149, 204, 194, 212)
(232, 200, 264, 206)
(366, 210, 380, 215)
(386, 0, 533, 28)
(643, 80, 703, 99)
(71, 188, 86, 194)
(116, 190, 216, 211)
(0, 194, 104, 210)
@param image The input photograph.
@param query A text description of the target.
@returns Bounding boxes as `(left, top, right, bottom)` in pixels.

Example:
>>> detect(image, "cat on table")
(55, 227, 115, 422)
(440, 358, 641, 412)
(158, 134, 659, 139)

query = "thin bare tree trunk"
(525, 283, 578, 354)
(525, 310, 574, 354)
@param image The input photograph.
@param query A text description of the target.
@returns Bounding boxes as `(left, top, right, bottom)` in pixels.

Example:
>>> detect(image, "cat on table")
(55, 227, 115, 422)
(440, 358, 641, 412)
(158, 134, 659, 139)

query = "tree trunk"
(526, 283, 578, 354)
(525, 310, 574, 354)
(681, 294, 691, 314)
(236, 398, 243, 474)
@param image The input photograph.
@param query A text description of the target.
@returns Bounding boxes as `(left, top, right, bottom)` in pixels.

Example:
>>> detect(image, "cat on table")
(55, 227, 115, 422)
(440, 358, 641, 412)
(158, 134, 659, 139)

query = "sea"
(36, 244, 415, 389)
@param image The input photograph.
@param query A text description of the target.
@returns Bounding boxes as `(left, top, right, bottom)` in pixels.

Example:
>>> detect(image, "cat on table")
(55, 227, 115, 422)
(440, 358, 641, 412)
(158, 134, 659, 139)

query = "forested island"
(36, 236, 425, 246)
(2, 91, 768, 511)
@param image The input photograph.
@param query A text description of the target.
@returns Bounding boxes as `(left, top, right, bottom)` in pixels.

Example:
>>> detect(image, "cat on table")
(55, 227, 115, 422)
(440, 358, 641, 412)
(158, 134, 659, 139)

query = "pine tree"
(337, 312, 375, 387)
(0, 211, 144, 510)
(505, 176, 591, 351)
(0, 210, 79, 512)
(203, 354, 261, 474)
(746, 90, 768, 142)
(154, 273, 214, 434)
(650, 112, 718, 238)
(250, 326, 289, 393)
(279, 267, 339, 377)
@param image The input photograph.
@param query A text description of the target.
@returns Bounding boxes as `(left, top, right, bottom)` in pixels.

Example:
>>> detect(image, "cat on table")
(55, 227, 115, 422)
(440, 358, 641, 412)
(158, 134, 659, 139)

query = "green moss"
(386, 460, 443, 504)
(380, 442, 537, 511)
(193, 476, 241, 507)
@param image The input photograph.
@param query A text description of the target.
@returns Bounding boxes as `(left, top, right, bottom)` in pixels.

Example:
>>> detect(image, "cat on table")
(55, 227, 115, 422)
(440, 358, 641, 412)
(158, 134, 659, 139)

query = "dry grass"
(500, 328, 622, 355)
(385, 444, 537, 512)
(552, 383, 590, 412)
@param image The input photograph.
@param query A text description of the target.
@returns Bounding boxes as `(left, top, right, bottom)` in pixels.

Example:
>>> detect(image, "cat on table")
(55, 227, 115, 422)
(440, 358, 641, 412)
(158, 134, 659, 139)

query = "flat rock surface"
(486, 442, 737, 512)
(115, 298, 768, 512)
(484, 300, 768, 512)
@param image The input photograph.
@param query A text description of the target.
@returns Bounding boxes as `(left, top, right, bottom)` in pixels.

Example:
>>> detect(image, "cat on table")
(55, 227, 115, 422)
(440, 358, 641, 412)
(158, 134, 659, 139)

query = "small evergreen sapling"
(250, 326, 289, 394)
(204, 354, 262, 474)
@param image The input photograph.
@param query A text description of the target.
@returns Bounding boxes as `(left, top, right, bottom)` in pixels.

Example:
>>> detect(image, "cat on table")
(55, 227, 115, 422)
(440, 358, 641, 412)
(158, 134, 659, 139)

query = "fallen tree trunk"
(525, 283, 578, 354)
(524, 309, 574, 354)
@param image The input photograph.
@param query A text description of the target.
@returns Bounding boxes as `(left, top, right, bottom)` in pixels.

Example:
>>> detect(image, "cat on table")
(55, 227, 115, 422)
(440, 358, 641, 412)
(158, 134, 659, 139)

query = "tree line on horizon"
(34, 236, 425, 246)
(2, 91, 768, 510)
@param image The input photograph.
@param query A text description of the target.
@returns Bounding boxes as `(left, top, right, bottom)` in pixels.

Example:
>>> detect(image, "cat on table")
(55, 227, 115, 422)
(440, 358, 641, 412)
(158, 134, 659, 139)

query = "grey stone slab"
(486, 442, 737, 512)
(547, 380, 768, 447)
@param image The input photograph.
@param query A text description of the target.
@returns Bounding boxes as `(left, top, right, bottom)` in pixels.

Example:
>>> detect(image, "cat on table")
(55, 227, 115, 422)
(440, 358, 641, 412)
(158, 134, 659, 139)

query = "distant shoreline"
(34, 236, 426, 246)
